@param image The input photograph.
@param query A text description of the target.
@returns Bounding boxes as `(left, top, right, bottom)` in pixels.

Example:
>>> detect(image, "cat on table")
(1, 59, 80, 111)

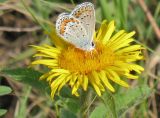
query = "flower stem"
(79, 89, 92, 118)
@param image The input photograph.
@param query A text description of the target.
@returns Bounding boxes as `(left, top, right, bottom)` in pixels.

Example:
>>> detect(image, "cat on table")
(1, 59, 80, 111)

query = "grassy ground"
(0, 0, 160, 118)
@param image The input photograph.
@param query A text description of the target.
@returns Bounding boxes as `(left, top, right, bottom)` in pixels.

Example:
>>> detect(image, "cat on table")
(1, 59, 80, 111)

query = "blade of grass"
(70, 0, 75, 6)
(39, 0, 71, 12)
(0, 2, 52, 26)
(15, 86, 31, 118)
(0, 85, 12, 96)
(134, 40, 160, 57)
(31, 0, 101, 24)
(114, 0, 129, 29)
(99, 0, 112, 20)
(146, 2, 160, 39)
(0, 109, 7, 116)
(7, 37, 51, 65)
(20, 0, 50, 32)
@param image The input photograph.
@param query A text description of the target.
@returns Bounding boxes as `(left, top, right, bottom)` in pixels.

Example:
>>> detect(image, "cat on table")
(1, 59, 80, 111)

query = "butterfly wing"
(56, 13, 88, 49)
(71, 2, 95, 42)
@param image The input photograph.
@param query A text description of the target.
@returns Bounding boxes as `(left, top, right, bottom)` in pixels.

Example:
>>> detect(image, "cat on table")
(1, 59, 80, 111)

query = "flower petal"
(106, 70, 129, 88)
(99, 70, 115, 92)
(102, 20, 115, 44)
(72, 81, 80, 95)
(96, 20, 108, 40)
(82, 75, 88, 91)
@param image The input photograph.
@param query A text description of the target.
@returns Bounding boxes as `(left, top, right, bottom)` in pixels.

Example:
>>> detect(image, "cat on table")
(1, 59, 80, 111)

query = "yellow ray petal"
(51, 69, 70, 73)
(47, 73, 61, 82)
(116, 45, 142, 53)
(50, 74, 67, 98)
(99, 70, 115, 92)
(91, 82, 102, 96)
(39, 72, 50, 80)
(82, 75, 88, 91)
(34, 51, 58, 58)
(128, 64, 144, 73)
(92, 71, 100, 84)
(33, 53, 56, 58)
(106, 70, 129, 88)
(96, 20, 108, 40)
(42, 44, 61, 53)
(73, 91, 79, 97)
(69, 74, 78, 87)
(92, 71, 105, 91)
(58, 74, 72, 92)
(109, 30, 125, 42)
(32, 60, 58, 66)
(50, 74, 67, 88)
(125, 73, 139, 79)
(102, 20, 115, 44)
(108, 31, 135, 49)
(51, 85, 59, 98)
(112, 38, 134, 51)
(89, 72, 102, 96)
(72, 81, 80, 95)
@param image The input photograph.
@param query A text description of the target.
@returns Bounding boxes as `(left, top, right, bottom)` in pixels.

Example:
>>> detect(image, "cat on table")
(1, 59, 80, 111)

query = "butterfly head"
(78, 41, 95, 51)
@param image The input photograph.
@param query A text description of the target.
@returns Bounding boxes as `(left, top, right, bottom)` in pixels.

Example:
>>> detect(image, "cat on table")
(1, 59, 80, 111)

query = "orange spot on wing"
(60, 19, 78, 35)
(75, 9, 92, 18)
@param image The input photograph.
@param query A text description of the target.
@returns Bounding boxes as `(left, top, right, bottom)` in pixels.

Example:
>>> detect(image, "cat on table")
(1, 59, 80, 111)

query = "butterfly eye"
(91, 42, 95, 47)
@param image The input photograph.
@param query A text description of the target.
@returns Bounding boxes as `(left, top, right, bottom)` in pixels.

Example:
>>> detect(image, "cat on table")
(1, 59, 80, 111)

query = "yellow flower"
(31, 20, 144, 98)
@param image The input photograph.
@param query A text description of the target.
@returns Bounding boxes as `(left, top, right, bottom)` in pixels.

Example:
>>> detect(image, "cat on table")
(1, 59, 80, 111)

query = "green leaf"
(114, 0, 129, 29)
(59, 108, 77, 118)
(95, 7, 103, 23)
(0, 85, 12, 96)
(114, 84, 151, 116)
(101, 92, 117, 118)
(1, 68, 48, 92)
(89, 104, 107, 118)
(15, 86, 31, 118)
(0, 109, 7, 116)
(21, 0, 50, 32)
(99, 0, 114, 20)
(0, 0, 8, 3)
(39, 0, 71, 12)
(90, 85, 151, 118)
(60, 86, 73, 98)
(65, 98, 80, 113)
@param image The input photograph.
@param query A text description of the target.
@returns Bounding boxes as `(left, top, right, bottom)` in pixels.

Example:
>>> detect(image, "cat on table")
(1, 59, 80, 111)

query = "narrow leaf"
(101, 91, 117, 118)
(0, 85, 12, 96)
(60, 108, 76, 118)
(15, 86, 31, 118)
(65, 98, 80, 113)
(0, 0, 8, 3)
(114, 84, 151, 116)
(99, 0, 113, 20)
(1, 68, 48, 92)
(89, 104, 107, 118)
(90, 85, 151, 118)
(0, 109, 7, 116)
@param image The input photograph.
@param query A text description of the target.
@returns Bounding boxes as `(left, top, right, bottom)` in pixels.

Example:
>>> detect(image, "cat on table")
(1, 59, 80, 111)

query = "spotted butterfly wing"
(56, 2, 95, 51)
(56, 13, 89, 49)
(71, 2, 95, 43)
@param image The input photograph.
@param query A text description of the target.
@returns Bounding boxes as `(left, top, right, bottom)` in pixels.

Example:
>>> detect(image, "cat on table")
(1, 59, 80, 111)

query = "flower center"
(58, 42, 115, 74)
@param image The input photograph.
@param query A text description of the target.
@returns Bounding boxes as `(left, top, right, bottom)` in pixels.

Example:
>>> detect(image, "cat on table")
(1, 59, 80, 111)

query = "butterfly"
(56, 2, 95, 51)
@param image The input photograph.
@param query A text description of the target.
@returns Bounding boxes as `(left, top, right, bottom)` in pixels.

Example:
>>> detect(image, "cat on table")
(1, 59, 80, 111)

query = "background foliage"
(0, 0, 160, 118)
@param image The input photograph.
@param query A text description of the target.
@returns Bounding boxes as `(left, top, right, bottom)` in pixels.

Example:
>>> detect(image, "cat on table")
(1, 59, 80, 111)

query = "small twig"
(137, 0, 160, 40)
(148, 110, 157, 118)
(0, 26, 41, 32)
(84, 95, 97, 114)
